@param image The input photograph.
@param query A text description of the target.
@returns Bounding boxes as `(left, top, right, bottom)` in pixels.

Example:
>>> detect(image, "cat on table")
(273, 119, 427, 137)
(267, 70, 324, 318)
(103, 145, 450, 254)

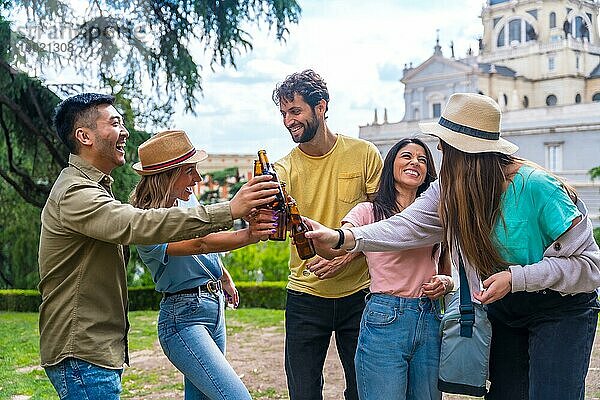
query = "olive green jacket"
(38, 154, 232, 368)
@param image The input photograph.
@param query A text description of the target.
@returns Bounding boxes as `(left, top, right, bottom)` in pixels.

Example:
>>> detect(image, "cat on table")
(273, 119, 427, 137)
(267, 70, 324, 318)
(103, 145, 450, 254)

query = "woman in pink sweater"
(335, 138, 452, 400)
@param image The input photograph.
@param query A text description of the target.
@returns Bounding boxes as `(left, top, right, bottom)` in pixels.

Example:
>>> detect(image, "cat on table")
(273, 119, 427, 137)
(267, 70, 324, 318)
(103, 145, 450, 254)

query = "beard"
(291, 112, 320, 143)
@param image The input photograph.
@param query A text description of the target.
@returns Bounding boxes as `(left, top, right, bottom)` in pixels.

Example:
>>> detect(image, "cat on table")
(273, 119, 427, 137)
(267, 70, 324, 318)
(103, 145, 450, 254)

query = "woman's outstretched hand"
(303, 218, 347, 260)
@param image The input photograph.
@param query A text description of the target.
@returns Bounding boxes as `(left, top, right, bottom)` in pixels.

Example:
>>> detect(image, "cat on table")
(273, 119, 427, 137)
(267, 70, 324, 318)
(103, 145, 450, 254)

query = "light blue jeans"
(355, 294, 442, 400)
(158, 291, 251, 400)
(45, 357, 122, 399)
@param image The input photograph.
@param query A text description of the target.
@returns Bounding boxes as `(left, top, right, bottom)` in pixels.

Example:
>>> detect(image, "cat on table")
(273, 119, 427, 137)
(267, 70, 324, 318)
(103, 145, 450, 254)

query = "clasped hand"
(473, 270, 512, 304)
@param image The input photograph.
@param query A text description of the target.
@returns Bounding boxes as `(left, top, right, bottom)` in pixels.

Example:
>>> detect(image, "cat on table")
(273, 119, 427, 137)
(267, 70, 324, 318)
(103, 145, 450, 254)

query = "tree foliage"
(1, 0, 300, 205)
(5, 0, 301, 113)
(0, 1, 301, 288)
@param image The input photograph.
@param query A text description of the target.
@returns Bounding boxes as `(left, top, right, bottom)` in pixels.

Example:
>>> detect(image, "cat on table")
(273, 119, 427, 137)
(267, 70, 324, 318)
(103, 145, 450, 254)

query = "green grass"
(0, 309, 285, 399)
(226, 308, 285, 334)
(0, 312, 53, 399)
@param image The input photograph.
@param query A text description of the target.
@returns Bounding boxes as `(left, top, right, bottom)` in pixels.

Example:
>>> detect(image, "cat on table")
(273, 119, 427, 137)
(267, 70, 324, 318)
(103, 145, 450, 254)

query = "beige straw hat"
(418, 93, 518, 154)
(132, 130, 208, 175)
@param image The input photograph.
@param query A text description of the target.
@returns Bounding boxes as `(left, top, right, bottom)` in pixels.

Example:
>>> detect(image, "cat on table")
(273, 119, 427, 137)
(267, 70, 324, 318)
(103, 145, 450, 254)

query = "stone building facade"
(359, 0, 600, 226)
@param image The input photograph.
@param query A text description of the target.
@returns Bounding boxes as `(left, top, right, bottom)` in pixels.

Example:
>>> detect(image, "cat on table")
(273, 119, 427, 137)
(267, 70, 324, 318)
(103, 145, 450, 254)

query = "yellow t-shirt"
(275, 134, 383, 298)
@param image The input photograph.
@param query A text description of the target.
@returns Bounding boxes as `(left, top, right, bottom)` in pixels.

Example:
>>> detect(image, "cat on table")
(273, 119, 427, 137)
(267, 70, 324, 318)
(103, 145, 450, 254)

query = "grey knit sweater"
(349, 180, 600, 296)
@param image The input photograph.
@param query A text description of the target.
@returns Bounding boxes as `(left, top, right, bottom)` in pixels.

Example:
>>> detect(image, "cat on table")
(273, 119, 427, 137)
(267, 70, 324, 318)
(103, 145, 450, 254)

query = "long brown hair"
(438, 141, 578, 278)
(130, 167, 183, 209)
(439, 141, 513, 278)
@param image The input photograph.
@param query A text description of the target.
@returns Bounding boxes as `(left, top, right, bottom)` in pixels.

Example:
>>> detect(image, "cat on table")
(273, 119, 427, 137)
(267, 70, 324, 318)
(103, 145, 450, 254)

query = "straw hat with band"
(132, 130, 208, 176)
(418, 93, 518, 155)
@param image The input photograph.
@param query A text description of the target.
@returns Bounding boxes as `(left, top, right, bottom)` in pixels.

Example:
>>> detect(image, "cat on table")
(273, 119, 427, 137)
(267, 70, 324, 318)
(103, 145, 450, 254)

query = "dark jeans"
(486, 290, 599, 400)
(285, 288, 367, 400)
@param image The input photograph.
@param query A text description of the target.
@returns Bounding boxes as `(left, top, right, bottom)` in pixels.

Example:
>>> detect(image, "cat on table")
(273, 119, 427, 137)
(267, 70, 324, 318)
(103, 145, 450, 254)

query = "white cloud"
(177, 0, 484, 160)
(19, 0, 485, 161)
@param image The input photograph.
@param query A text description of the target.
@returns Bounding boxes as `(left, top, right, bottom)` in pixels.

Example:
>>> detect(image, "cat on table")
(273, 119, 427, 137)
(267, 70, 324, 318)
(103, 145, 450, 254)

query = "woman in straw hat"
(303, 93, 600, 399)
(130, 130, 275, 400)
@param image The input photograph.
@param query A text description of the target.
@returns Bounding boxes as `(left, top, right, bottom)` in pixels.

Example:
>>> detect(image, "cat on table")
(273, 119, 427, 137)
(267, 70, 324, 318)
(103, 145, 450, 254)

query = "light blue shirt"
(493, 164, 581, 266)
(138, 196, 224, 293)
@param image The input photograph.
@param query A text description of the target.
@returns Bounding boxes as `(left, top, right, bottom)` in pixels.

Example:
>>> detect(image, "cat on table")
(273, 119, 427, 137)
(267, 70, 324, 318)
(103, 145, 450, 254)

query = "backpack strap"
(457, 251, 475, 338)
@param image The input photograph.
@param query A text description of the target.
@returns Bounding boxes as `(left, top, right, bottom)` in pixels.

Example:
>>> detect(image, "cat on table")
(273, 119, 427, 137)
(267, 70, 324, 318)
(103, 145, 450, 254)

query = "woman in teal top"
(493, 164, 580, 266)
(304, 93, 600, 400)
(130, 130, 276, 400)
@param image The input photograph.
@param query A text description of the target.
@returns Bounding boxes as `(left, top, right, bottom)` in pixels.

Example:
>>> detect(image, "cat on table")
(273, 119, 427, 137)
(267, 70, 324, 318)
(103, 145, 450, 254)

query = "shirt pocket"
(496, 218, 530, 263)
(337, 172, 363, 204)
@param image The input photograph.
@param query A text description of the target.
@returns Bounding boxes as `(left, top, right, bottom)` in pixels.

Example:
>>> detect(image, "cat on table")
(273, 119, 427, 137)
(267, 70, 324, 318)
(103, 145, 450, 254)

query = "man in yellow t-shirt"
(272, 69, 383, 400)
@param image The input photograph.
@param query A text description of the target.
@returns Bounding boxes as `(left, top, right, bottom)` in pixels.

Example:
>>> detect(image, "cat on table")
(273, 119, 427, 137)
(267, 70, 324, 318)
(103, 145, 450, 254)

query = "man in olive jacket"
(38, 93, 277, 398)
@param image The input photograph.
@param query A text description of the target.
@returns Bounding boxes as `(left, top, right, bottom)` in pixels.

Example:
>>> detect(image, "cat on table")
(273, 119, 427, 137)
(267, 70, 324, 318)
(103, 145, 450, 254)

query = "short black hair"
(53, 93, 115, 153)
(272, 69, 329, 115)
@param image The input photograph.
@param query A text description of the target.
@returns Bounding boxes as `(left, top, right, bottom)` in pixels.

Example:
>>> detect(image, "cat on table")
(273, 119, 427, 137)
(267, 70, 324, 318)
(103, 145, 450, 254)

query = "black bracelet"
(332, 228, 345, 250)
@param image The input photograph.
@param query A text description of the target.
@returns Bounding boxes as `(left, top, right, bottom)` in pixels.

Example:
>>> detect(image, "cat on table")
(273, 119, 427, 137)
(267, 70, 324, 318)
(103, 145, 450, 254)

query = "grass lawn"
(0, 309, 284, 400)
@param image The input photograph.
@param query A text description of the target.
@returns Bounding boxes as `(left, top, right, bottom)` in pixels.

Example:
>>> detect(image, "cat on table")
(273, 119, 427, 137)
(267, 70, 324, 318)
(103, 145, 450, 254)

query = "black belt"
(163, 280, 222, 298)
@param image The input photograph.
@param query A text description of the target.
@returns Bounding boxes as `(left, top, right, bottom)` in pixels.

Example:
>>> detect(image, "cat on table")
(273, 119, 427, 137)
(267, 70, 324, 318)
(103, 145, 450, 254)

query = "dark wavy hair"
(53, 93, 115, 153)
(272, 69, 329, 116)
(372, 137, 437, 222)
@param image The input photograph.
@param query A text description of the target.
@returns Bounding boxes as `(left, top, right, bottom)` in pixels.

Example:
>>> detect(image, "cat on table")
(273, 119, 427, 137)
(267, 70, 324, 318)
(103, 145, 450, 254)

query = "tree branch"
(0, 167, 45, 208)
(0, 107, 49, 206)
(0, 93, 67, 167)
(0, 108, 37, 180)
(0, 252, 14, 288)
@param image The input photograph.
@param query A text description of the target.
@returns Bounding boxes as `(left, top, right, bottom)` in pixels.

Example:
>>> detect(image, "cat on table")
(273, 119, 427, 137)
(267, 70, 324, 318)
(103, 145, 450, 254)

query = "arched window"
(523, 96, 529, 108)
(503, 94, 508, 106)
(569, 15, 590, 40)
(509, 19, 521, 43)
(546, 95, 557, 106)
(575, 93, 581, 103)
(497, 26, 505, 47)
(592, 93, 600, 102)
(549, 12, 556, 28)
(496, 18, 537, 47)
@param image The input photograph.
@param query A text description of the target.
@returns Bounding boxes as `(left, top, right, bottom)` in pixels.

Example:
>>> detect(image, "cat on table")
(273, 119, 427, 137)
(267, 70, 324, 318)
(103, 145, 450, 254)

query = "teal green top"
(493, 164, 581, 266)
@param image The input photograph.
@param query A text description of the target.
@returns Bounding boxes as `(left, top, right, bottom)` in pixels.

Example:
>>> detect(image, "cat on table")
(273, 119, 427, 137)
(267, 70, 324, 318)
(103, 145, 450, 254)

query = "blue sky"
(175, 0, 484, 160)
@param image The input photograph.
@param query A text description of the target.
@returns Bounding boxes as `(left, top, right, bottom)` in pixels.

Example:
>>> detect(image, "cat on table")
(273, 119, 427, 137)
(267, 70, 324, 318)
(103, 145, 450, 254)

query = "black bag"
(438, 252, 492, 396)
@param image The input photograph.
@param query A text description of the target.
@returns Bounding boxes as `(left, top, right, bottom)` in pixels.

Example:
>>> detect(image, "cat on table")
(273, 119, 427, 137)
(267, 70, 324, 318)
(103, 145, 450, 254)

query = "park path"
(127, 323, 600, 400)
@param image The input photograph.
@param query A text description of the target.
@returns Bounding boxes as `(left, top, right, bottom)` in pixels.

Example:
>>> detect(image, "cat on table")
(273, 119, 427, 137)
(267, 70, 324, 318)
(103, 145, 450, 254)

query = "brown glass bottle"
(269, 182, 288, 241)
(253, 160, 263, 177)
(257, 150, 285, 209)
(288, 198, 316, 260)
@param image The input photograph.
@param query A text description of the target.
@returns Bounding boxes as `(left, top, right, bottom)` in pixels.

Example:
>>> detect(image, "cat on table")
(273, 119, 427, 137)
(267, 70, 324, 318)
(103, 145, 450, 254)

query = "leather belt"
(163, 280, 222, 298)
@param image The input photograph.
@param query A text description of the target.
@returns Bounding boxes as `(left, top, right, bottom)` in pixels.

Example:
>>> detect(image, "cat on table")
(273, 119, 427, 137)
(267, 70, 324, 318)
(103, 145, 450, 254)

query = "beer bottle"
(257, 150, 285, 208)
(288, 197, 316, 260)
(268, 182, 288, 241)
(256, 151, 288, 240)
(253, 160, 263, 177)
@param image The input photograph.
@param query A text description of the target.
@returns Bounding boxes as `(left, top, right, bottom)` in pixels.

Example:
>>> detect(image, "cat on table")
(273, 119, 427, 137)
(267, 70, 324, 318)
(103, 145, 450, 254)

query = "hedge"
(0, 289, 41, 312)
(0, 282, 288, 312)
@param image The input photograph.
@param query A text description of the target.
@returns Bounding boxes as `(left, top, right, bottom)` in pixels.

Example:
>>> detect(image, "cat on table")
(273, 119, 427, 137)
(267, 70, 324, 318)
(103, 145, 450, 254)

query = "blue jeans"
(355, 294, 442, 400)
(486, 290, 599, 400)
(158, 291, 251, 400)
(285, 288, 367, 400)
(45, 357, 122, 399)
